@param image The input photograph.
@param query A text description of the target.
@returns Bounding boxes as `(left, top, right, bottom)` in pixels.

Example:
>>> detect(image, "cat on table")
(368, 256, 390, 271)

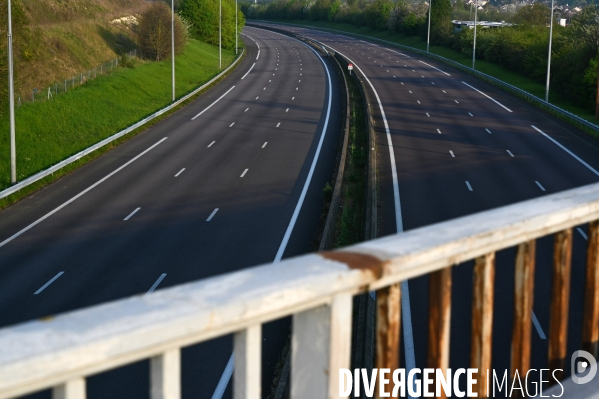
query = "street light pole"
(7, 0, 16, 183)
(472, 0, 478, 70)
(219, 0, 222, 69)
(427, 0, 432, 53)
(171, 0, 175, 102)
(545, 0, 555, 103)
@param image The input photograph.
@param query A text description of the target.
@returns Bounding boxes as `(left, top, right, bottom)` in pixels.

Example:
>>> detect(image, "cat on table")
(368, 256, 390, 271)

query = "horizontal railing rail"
(252, 20, 599, 136)
(1, 182, 599, 398)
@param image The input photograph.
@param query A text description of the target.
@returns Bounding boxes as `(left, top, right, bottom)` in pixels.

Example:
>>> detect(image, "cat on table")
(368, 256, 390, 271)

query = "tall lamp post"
(7, 0, 16, 183)
(219, 0, 222, 69)
(472, 0, 478, 70)
(171, 0, 175, 102)
(545, 0, 555, 103)
(426, 0, 432, 53)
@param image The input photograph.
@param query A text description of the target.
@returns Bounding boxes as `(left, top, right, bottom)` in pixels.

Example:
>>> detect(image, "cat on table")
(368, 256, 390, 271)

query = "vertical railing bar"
(150, 348, 181, 399)
(328, 294, 353, 399)
(375, 283, 401, 399)
(548, 229, 573, 383)
(428, 267, 452, 399)
(510, 240, 536, 384)
(583, 221, 599, 359)
(234, 324, 262, 399)
(291, 293, 353, 399)
(471, 252, 495, 398)
(52, 378, 86, 399)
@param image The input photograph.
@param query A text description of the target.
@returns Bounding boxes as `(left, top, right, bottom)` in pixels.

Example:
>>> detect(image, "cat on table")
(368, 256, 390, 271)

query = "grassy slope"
(274, 19, 597, 124)
(16, 0, 147, 99)
(0, 40, 236, 188)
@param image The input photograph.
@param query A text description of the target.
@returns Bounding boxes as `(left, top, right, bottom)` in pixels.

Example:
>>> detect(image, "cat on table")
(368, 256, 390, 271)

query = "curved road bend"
(257, 22, 599, 383)
(0, 28, 341, 398)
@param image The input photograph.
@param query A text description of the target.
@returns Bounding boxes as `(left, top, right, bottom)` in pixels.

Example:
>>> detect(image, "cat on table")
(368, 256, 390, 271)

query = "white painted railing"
(2, 182, 599, 398)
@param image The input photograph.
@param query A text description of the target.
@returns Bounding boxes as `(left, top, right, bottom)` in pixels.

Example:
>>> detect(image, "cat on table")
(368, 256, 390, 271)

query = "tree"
(138, 2, 188, 61)
(513, 3, 550, 26)
(180, 0, 245, 50)
(430, 0, 452, 44)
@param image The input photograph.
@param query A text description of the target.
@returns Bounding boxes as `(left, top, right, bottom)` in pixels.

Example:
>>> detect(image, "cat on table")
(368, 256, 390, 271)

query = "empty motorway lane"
(0, 27, 341, 398)
(254, 22, 599, 384)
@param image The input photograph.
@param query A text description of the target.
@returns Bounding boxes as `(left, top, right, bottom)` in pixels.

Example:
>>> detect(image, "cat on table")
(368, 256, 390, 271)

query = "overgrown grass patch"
(0, 39, 236, 191)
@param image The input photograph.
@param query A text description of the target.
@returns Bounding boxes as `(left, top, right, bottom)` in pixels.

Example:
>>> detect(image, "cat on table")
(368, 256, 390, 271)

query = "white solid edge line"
(577, 227, 588, 240)
(461, 81, 513, 112)
(34, 271, 65, 295)
(191, 86, 236, 120)
(256, 49, 260, 60)
(175, 168, 185, 177)
(532, 311, 547, 339)
(531, 125, 599, 177)
(535, 181, 546, 191)
(208, 26, 335, 399)
(206, 208, 219, 222)
(210, 354, 234, 399)
(312, 38, 417, 386)
(124, 207, 141, 221)
(0, 138, 167, 249)
(147, 273, 167, 294)
(241, 63, 256, 80)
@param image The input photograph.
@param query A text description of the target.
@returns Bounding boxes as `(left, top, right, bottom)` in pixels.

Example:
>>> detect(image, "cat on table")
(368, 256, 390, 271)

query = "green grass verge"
(335, 69, 367, 248)
(0, 39, 237, 194)
(268, 19, 598, 128)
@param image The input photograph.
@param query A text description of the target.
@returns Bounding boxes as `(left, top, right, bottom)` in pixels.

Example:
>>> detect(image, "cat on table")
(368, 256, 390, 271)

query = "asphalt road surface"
(255, 22, 599, 389)
(0, 27, 342, 399)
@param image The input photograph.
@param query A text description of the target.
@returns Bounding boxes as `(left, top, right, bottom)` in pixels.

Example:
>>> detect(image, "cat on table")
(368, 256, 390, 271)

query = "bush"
(138, 2, 188, 61)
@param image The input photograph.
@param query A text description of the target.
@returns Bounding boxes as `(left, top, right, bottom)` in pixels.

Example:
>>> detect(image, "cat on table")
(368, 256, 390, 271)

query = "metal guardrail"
(0, 49, 245, 201)
(253, 20, 599, 136)
(1, 181, 599, 398)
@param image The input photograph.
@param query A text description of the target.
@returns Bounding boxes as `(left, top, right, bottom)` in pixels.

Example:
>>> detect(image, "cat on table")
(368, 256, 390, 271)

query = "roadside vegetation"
(335, 68, 367, 248)
(243, 1, 599, 122)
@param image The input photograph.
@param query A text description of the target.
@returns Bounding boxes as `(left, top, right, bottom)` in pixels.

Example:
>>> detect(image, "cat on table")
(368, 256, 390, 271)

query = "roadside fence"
(20, 49, 137, 107)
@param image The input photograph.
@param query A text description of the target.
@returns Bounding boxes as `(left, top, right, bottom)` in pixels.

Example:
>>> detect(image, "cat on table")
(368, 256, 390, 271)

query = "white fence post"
(150, 349, 181, 399)
(291, 293, 352, 399)
(234, 324, 262, 399)
(52, 378, 85, 399)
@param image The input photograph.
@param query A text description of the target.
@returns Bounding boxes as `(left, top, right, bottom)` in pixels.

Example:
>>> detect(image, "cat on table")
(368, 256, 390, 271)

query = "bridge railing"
(2, 182, 599, 398)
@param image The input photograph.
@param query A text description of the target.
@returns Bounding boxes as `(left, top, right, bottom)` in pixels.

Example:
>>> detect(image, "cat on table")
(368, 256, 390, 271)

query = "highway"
(0, 27, 342, 398)
(254, 22, 599, 385)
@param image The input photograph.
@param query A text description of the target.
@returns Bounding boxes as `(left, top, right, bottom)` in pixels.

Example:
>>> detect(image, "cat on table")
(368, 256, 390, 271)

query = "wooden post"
(375, 283, 401, 398)
(548, 229, 572, 383)
(511, 241, 536, 384)
(428, 268, 452, 399)
(583, 221, 599, 358)
(471, 253, 495, 397)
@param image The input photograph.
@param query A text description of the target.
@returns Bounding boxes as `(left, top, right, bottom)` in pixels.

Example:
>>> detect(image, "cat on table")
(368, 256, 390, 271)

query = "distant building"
(452, 20, 515, 33)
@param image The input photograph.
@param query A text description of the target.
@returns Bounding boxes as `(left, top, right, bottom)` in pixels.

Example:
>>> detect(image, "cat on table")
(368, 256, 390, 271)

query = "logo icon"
(571, 350, 597, 385)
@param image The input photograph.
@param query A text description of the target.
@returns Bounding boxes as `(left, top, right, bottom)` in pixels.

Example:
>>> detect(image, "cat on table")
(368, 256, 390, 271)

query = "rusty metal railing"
(1, 183, 599, 398)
